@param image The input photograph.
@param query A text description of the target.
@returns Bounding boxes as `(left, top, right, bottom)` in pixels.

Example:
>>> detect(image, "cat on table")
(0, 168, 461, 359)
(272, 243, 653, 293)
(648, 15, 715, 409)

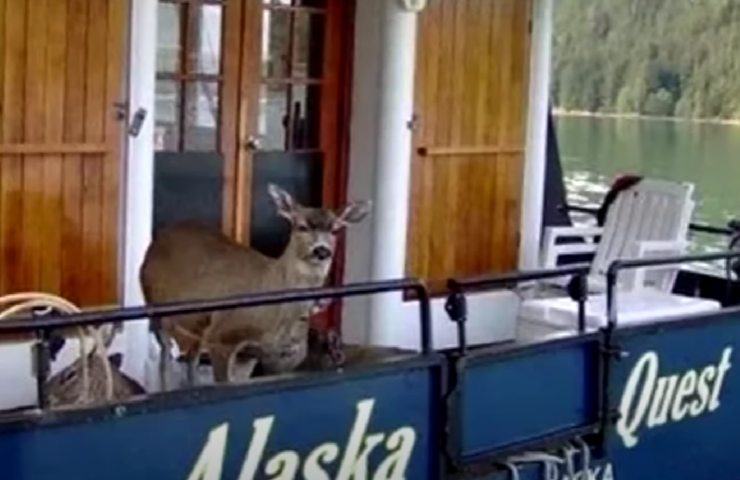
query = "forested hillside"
(552, 0, 740, 120)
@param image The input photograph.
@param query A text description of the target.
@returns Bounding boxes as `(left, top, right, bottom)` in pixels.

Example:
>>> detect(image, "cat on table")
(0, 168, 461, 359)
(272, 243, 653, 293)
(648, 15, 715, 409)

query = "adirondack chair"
(520, 179, 721, 334)
(540, 178, 696, 292)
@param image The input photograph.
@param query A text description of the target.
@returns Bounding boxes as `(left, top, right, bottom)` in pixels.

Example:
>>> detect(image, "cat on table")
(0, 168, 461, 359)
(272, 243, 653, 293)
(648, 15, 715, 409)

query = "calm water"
(555, 115, 740, 267)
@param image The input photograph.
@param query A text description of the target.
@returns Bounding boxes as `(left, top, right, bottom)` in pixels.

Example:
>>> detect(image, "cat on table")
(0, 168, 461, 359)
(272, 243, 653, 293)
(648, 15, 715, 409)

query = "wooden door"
(152, 0, 353, 327)
(234, 0, 353, 253)
(153, 0, 353, 248)
(237, 0, 354, 330)
(406, 0, 533, 292)
(0, 0, 129, 306)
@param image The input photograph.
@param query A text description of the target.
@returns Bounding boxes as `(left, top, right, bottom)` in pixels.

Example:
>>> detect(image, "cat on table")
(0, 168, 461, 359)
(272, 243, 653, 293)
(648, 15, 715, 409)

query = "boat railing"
(0, 279, 433, 409)
(441, 249, 740, 466)
(445, 264, 592, 354)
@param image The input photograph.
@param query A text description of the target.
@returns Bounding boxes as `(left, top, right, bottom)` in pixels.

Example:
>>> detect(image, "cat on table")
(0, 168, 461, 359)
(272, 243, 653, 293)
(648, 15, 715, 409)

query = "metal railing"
(0, 279, 433, 409)
(445, 264, 592, 354)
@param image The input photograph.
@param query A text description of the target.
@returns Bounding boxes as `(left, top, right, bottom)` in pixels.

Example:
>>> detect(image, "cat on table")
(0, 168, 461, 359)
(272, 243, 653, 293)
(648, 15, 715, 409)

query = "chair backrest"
(590, 179, 695, 290)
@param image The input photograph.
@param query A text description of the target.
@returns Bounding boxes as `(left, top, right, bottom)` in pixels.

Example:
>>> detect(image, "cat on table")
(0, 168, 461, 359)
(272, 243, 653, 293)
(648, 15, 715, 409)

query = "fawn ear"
(268, 183, 296, 222)
(334, 200, 372, 229)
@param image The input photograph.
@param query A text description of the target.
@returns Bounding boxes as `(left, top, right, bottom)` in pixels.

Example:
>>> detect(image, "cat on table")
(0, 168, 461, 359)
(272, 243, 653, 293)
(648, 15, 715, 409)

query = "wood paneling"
(406, 0, 533, 291)
(0, 0, 129, 306)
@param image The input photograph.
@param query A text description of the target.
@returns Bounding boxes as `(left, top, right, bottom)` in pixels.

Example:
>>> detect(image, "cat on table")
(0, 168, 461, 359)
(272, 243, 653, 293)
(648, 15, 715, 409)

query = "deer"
(139, 184, 371, 390)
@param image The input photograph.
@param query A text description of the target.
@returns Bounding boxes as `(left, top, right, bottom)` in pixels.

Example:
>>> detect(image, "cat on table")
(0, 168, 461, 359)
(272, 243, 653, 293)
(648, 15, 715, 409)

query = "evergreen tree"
(552, 0, 740, 120)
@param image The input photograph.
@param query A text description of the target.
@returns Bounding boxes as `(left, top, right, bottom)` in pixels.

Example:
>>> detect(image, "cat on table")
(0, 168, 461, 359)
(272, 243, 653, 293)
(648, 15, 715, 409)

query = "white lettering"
(336, 399, 380, 480)
(189, 398, 417, 480)
(302, 443, 339, 480)
(709, 347, 733, 411)
(617, 351, 657, 447)
(544, 462, 614, 480)
(690, 366, 716, 416)
(617, 347, 733, 448)
(671, 370, 697, 421)
(265, 451, 299, 479)
(238, 417, 274, 480)
(373, 427, 417, 480)
(646, 375, 678, 427)
(602, 463, 614, 480)
(187, 423, 229, 480)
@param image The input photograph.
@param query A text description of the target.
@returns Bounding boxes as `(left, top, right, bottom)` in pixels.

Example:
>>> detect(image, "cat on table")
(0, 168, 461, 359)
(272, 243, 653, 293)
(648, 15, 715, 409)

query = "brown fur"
(140, 184, 371, 387)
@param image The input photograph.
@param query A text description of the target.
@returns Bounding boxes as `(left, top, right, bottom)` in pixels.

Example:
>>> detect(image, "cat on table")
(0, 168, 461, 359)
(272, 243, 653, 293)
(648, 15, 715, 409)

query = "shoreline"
(552, 108, 740, 127)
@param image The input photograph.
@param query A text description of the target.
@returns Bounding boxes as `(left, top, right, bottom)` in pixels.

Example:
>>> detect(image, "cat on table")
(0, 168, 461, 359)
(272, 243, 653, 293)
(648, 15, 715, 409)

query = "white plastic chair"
(521, 179, 721, 332)
(540, 179, 696, 293)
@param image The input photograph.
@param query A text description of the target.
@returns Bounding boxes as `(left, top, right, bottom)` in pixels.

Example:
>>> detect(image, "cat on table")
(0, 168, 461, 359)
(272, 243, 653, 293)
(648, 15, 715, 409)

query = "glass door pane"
(247, 2, 327, 256)
(153, 0, 227, 231)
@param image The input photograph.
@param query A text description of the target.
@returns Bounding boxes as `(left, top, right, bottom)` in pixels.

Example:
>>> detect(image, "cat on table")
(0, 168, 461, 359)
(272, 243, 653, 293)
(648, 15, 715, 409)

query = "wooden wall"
(0, 0, 128, 305)
(406, 0, 533, 291)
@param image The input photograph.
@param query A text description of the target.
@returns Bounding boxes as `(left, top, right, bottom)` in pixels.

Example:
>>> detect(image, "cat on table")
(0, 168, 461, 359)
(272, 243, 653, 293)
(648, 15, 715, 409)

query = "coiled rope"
(0, 292, 114, 405)
(501, 436, 592, 479)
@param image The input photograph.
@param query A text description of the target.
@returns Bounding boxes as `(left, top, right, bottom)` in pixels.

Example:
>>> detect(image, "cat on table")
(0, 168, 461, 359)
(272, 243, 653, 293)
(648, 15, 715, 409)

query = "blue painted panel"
(0, 367, 440, 480)
(460, 340, 599, 459)
(607, 312, 740, 479)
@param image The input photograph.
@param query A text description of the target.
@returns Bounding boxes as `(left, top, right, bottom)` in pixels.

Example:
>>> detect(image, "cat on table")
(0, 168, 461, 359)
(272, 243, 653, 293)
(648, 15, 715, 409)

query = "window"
(258, 0, 326, 152)
(155, 0, 224, 152)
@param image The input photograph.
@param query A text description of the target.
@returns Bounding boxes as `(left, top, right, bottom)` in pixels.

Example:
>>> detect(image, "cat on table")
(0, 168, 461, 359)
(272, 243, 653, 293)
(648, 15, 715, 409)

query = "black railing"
(605, 250, 740, 327)
(598, 249, 740, 455)
(0, 279, 433, 409)
(443, 251, 740, 465)
(445, 264, 592, 354)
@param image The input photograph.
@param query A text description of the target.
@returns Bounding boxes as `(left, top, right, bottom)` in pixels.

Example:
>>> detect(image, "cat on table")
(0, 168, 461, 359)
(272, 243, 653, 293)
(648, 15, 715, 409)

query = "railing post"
(444, 281, 468, 356)
(34, 326, 51, 410)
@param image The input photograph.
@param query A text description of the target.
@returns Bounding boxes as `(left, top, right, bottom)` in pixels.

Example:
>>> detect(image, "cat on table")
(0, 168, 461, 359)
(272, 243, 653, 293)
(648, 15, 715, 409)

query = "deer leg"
(153, 325, 173, 392)
(210, 347, 231, 384)
(187, 317, 216, 387)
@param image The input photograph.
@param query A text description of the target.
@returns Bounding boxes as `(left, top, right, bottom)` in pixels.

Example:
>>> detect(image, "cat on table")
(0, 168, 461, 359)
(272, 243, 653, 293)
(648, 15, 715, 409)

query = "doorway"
(153, 0, 354, 259)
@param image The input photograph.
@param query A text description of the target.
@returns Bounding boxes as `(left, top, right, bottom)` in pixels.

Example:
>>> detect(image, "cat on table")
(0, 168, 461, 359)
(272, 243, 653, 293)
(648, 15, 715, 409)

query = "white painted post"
(122, 0, 158, 381)
(519, 0, 554, 270)
(342, 0, 419, 346)
(366, 0, 419, 345)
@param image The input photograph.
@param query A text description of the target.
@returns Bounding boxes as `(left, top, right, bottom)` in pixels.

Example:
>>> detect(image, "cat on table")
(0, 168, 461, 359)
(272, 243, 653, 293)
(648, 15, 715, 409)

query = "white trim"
(342, 0, 418, 346)
(518, 0, 554, 270)
(122, 0, 158, 381)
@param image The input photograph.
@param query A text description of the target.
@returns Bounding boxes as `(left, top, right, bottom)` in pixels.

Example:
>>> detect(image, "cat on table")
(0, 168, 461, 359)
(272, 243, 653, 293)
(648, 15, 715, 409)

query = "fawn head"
(268, 184, 371, 270)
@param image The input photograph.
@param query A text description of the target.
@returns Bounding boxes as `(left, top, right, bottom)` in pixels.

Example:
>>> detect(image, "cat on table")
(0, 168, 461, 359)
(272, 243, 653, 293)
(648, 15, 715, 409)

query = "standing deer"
(139, 184, 371, 389)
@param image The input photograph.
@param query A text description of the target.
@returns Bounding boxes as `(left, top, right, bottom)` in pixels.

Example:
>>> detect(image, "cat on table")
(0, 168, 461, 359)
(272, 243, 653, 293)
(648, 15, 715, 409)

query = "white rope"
(0, 292, 115, 405)
(502, 437, 592, 479)
(505, 451, 564, 479)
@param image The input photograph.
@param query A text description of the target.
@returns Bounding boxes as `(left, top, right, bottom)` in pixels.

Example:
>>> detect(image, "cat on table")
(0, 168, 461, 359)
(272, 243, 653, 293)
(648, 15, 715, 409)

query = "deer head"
(267, 184, 372, 273)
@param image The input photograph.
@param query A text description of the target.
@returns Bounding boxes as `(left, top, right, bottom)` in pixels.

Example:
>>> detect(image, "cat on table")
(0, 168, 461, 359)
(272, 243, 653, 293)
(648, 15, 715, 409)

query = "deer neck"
(276, 238, 331, 287)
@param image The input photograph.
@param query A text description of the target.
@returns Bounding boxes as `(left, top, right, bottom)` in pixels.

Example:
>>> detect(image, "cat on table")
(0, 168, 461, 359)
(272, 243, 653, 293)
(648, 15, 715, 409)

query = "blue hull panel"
(0, 364, 441, 480)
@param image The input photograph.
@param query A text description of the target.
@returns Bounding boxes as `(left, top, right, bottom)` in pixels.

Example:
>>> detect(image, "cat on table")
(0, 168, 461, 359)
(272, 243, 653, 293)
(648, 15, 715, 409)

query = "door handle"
(244, 135, 261, 150)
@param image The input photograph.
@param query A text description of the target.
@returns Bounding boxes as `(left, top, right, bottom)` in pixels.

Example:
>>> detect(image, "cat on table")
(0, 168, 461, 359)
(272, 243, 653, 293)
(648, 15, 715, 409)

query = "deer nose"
(312, 246, 332, 261)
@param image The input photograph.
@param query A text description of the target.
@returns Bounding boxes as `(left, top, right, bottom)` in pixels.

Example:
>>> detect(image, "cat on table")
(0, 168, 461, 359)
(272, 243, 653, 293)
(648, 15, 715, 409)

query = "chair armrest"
(541, 225, 604, 269)
(626, 240, 689, 292)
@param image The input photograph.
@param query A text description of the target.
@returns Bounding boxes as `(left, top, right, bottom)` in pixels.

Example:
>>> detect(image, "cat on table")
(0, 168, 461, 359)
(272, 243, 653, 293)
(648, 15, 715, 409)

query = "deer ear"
(334, 200, 372, 229)
(268, 183, 296, 222)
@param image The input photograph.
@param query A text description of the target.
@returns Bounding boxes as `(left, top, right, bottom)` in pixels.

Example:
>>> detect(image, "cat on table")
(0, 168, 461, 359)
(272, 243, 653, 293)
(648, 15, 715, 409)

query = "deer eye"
(296, 224, 309, 232)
